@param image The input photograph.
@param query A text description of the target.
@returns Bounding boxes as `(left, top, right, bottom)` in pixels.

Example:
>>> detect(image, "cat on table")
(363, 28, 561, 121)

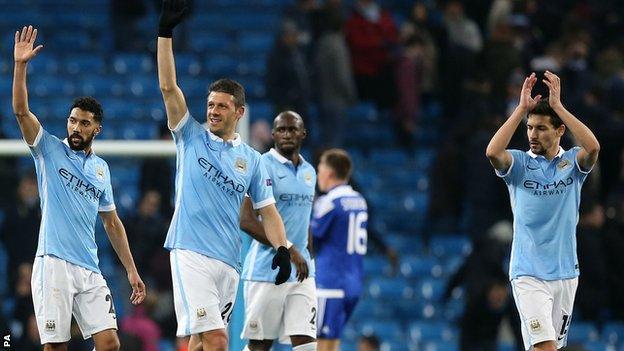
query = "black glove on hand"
(272, 246, 291, 285)
(158, 0, 188, 38)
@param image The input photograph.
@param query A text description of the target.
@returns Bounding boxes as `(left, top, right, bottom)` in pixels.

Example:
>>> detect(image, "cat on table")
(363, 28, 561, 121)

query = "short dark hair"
(208, 79, 246, 108)
(359, 335, 380, 351)
(321, 148, 352, 181)
(71, 96, 103, 123)
(528, 100, 563, 128)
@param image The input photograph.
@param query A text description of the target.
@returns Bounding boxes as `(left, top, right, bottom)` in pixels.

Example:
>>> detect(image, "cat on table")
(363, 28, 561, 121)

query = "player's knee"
(201, 329, 228, 351)
(97, 336, 120, 351)
(247, 339, 271, 351)
(292, 340, 317, 351)
(44, 343, 68, 351)
(533, 341, 557, 351)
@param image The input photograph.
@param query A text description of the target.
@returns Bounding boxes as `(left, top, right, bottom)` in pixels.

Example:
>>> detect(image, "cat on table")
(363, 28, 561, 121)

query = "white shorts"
(170, 249, 239, 336)
(31, 255, 117, 344)
(241, 278, 317, 340)
(511, 276, 578, 350)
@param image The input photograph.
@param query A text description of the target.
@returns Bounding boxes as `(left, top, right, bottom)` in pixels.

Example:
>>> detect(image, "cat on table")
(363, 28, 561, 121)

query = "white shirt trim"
(316, 288, 345, 299)
(98, 204, 117, 212)
(171, 110, 191, 133)
(27, 126, 44, 147)
(208, 130, 242, 147)
(495, 151, 515, 178)
(527, 146, 564, 159)
(252, 197, 276, 210)
(268, 148, 304, 164)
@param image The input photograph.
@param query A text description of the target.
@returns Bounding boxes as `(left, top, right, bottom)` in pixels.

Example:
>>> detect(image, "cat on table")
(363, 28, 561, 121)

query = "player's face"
(317, 161, 333, 192)
(66, 108, 100, 151)
(273, 114, 306, 155)
(526, 114, 564, 156)
(207, 91, 244, 138)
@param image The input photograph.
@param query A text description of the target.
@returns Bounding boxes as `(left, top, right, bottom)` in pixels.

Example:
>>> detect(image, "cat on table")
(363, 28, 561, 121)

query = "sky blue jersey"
(29, 127, 116, 273)
(242, 148, 316, 283)
(311, 185, 368, 297)
(496, 146, 591, 281)
(164, 112, 275, 272)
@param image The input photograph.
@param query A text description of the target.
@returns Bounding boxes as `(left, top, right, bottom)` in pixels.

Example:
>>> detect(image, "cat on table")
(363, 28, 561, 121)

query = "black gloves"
(158, 0, 188, 38)
(272, 246, 291, 285)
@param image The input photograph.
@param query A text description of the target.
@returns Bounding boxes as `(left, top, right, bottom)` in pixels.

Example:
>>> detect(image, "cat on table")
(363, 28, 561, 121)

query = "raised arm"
(486, 73, 541, 171)
(157, 0, 189, 130)
(543, 71, 600, 170)
(100, 210, 146, 305)
(13, 25, 43, 144)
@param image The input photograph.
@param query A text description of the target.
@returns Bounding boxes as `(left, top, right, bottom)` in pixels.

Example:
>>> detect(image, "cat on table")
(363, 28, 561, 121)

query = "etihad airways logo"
(523, 177, 573, 195)
(198, 157, 246, 196)
(59, 168, 103, 202)
(279, 193, 314, 207)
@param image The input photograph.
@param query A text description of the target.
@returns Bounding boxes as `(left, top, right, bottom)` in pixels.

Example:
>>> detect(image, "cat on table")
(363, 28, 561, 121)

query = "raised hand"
(543, 71, 563, 109)
(14, 25, 43, 63)
(518, 72, 541, 111)
(159, 0, 189, 38)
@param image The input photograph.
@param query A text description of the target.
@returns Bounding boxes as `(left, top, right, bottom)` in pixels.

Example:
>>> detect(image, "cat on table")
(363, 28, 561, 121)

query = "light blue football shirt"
(29, 127, 116, 273)
(164, 112, 275, 272)
(496, 146, 591, 281)
(242, 148, 316, 283)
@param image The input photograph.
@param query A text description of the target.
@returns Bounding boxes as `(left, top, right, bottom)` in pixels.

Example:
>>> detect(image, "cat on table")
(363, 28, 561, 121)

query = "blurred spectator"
(266, 20, 312, 117)
(357, 334, 380, 351)
(12, 263, 34, 346)
(0, 128, 17, 209)
(140, 124, 174, 218)
(250, 119, 273, 153)
(125, 190, 169, 279)
(0, 173, 40, 289)
(604, 189, 624, 320)
(121, 298, 161, 351)
(315, 1, 357, 148)
(283, 0, 322, 59)
(15, 315, 39, 351)
(576, 201, 608, 322)
(111, 0, 147, 51)
(481, 20, 522, 106)
(345, 0, 398, 109)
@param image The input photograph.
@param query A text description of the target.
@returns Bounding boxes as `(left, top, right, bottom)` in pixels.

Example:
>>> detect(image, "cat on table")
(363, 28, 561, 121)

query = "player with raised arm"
(485, 71, 600, 351)
(156, 1, 291, 350)
(311, 149, 368, 351)
(12, 25, 146, 350)
(239, 111, 318, 351)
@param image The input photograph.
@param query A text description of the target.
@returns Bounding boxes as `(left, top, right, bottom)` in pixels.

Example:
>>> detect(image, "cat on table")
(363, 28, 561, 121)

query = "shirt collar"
(62, 138, 93, 157)
(208, 130, 242, 147)
(528, 146, 564, 160)
(269, 148, 305, 165)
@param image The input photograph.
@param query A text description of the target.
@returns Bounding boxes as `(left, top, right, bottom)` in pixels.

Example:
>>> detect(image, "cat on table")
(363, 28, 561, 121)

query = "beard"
(68, 133, 93, 151)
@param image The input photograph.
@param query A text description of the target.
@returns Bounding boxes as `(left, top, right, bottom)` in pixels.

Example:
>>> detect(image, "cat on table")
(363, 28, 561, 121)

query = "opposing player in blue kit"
(12, 25, 146, 350)
(240, 111, 318, 351)
(157, 1, 291, 350)
(311, 149, 368, 351)
(486, 71, 600, 351)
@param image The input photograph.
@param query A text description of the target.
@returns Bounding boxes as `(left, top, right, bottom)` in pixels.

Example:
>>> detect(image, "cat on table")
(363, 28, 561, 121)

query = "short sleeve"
(571, 146, 593, 176)
(170, 111, 204, 144)
(494, 149, 526, 185)
(310, 196, 335, 239)
(249, 155, 276, 210)
(98, 166, 116, 212)
(28, 127, 60, 159)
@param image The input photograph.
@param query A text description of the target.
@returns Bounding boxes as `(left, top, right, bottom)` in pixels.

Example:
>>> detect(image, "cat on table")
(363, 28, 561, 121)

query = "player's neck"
(278, 148, 301, 166)
(544, 144, 560, 161)
(326, 179, 347, 191)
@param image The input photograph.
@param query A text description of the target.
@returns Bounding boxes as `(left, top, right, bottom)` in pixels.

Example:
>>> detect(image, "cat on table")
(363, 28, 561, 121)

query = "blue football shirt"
(164, 112, 275, 272)
(242, 148, 316, 283)
(311, 185, 368, 297)
(29, 127, 116, 273)
(496, 146, 591, 280)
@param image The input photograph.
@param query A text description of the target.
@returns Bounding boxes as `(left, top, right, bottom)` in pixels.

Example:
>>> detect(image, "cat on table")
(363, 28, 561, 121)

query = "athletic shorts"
(170, 249, 239, 336)
(241, 278, 317, 340)
(32, 255, 117, 344)
(511, 276, 578, 350)
(316, 289, 359, 339)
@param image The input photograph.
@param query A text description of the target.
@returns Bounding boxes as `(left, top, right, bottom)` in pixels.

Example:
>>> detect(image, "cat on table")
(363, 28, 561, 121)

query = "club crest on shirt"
(529, 319, 541, 333)
(95, 166, 105, 181)
(304, 171, 314, 186)
(557, 159, 571, 171)
(45, 320, 56, 332)
(234, 157, 248, 174)
(196, 307, 207, 319)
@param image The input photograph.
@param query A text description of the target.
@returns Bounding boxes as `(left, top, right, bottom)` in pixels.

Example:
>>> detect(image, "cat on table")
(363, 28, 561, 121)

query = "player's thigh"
(511, 276, 556, 349)
(284, 278, 318, 339)
(216, 260, 239, 327)
(170, 249, 236, 336)
(241, 281, 287, 340)
(32, 256, 74, 344)
(73, 272, 118, 340)
(551, 278, 578, 348)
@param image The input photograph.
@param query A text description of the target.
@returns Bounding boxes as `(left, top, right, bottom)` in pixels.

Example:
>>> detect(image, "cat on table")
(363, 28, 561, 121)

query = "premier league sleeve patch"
(266, 179, 273, 186)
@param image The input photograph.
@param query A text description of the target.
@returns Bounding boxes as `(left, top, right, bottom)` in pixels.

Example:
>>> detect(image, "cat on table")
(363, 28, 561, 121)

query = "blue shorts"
(317, 289, 359, 339)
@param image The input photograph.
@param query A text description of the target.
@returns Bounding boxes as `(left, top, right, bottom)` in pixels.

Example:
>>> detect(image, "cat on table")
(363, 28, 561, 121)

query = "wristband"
(286, 240, 293, 249)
